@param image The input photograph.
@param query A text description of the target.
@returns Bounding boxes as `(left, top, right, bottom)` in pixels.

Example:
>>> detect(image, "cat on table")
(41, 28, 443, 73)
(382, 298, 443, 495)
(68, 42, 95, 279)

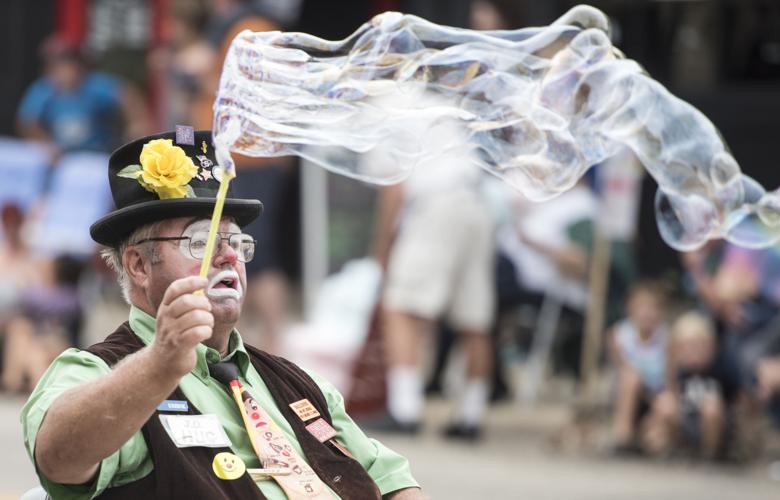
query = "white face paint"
(180, 219, 245, 302)
(206, 269, 243, 300)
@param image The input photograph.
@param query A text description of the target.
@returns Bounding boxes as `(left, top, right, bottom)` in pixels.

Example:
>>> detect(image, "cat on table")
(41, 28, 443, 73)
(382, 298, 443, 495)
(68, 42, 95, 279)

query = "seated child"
(608, 281, 668, 452)
(2, 255, 83, 392)
(643, 311, 739, 459)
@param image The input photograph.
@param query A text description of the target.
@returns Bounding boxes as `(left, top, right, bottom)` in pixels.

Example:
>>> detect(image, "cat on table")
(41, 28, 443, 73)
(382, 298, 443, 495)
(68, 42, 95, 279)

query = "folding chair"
(0, 137, 49, 212)
(29, 151, 111, 257)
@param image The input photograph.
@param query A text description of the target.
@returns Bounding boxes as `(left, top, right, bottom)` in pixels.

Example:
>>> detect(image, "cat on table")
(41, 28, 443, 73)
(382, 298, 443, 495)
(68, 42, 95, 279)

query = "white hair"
(100, 221, 165, 304)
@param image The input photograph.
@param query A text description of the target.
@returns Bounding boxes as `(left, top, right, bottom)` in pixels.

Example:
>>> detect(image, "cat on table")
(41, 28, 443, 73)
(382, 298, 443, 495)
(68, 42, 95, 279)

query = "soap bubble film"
(212, 5, 780, 251)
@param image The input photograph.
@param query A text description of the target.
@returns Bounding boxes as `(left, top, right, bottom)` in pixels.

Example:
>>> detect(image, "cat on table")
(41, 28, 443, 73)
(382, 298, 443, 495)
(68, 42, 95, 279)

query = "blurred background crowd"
(2, 0, 780, 496)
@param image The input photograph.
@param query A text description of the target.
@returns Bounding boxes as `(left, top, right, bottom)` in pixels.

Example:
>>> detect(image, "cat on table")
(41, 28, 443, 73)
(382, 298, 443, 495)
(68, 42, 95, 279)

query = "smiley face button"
(212, 452, 246, 480)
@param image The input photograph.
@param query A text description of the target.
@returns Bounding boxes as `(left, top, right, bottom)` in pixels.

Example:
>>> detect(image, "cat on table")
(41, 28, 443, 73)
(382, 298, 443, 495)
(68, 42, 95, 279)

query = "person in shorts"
(369, 92, 495, 440)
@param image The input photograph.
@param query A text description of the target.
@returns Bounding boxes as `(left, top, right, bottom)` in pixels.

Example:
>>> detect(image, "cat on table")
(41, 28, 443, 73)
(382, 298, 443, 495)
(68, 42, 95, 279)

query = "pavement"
(1, 394, 38, 499)
(373, 402, 780, 500)
(1, 393, 779, 500)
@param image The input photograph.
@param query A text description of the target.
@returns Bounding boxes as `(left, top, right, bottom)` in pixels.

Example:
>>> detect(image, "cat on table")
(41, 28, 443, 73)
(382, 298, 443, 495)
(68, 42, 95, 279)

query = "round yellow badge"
(212, 452, 246, 480)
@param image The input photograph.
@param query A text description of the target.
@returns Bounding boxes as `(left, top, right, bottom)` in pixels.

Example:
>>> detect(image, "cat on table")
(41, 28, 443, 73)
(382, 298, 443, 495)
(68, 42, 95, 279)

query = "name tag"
(157, 400, 189, 412)
(159, 414, 232, 448)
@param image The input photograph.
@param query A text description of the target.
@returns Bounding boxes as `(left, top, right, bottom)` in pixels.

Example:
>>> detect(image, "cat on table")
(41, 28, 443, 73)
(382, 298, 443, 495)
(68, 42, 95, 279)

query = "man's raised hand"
(150, 276, 213, 378)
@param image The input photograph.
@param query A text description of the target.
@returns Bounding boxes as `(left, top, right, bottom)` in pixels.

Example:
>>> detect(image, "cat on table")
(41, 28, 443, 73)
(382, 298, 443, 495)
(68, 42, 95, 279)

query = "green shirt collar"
(128, 305, 250, 382)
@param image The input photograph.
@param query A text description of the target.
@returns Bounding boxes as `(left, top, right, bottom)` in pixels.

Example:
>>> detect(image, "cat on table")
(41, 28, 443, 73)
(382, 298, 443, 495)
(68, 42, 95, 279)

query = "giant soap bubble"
(212, 4, 780, 251)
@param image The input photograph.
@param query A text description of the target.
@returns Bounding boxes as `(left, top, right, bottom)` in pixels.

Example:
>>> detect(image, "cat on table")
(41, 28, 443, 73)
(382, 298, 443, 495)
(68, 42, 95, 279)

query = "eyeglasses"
(134, 231, 257, 263)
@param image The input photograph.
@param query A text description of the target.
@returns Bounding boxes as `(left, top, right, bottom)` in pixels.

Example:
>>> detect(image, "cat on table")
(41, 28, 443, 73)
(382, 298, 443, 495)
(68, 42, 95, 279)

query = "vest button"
(333, 475, 342, 483)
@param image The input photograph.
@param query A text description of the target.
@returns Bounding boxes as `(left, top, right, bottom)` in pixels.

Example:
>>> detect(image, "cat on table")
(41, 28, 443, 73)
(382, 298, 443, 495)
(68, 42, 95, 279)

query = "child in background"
(2, 255, 83, 392)
(608, 282, 668, 453)
(644, 311, 739, 459)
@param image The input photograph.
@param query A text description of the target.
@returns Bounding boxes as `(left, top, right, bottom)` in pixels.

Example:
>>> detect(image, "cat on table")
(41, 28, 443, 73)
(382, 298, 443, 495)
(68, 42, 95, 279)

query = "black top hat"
(90, 129, 263, 247)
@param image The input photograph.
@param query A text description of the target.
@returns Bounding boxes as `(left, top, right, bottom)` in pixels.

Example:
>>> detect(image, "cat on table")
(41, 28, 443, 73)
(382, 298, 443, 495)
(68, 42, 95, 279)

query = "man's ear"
(123, 246, 151, 291)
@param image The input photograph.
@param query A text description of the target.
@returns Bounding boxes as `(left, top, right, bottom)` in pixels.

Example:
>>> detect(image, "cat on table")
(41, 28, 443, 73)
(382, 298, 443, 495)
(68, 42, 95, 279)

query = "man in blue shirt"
(17, 36, 124, 154)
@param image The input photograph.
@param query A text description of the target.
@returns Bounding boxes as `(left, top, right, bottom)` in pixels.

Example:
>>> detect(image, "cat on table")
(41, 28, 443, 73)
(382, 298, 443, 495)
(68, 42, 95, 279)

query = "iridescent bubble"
(723, 176, 780, 249)
(213, 5, 773, 250)
(758, 192, 780, 228)
(655, 189, 720, 252)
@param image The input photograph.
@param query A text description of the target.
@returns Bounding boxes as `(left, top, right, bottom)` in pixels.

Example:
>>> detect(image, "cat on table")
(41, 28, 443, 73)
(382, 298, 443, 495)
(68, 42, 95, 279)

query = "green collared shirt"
(21, 306, 417, 499)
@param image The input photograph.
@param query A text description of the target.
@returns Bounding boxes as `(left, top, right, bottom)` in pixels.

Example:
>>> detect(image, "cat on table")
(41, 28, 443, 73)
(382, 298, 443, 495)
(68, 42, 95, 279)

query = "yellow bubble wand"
(196, 127, 239, 292)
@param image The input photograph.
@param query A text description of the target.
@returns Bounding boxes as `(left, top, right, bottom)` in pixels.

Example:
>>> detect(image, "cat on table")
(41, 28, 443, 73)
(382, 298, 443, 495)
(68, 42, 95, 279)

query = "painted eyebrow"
(179, 216, 204, 235)
(182, 218, 241, 235)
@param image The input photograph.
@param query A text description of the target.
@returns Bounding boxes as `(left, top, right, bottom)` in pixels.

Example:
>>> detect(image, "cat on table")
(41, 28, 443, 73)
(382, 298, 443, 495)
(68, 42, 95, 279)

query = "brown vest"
(85, 322, 381, 500)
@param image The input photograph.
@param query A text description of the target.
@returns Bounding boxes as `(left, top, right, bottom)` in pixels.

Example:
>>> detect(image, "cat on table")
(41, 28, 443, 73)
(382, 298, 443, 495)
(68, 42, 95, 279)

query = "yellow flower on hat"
(118, 139, 198, 199)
